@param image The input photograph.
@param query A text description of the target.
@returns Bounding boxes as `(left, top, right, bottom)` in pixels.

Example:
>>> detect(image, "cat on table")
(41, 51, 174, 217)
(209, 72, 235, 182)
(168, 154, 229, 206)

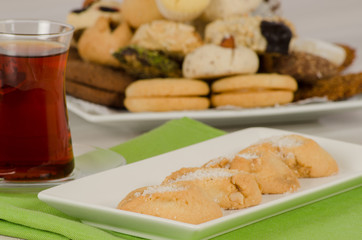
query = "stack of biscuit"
(65, 0, 361, 111)
(117, 134, 338, 224)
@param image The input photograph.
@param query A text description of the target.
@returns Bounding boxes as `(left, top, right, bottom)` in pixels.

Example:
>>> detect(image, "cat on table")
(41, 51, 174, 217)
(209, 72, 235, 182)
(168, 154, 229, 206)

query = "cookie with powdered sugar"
(163, 167, 262, 210)
(229, 144, 300, 194)
(257, 134, 339, 178)
(117, 182, 222, 224)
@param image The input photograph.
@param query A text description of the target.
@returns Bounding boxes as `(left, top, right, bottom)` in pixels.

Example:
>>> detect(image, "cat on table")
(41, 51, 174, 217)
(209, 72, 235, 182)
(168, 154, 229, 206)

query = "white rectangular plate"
(67, 95, 362, 130)
(38, 127, 362, 240)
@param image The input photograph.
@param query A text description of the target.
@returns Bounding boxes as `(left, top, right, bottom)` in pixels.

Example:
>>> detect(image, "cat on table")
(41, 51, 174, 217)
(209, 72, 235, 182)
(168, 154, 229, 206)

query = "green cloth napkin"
(0, 117, 361, 240)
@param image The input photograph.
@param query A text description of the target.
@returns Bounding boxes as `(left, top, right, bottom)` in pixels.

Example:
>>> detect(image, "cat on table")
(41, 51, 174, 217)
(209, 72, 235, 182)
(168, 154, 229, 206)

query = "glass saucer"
(0, 144, 126, 192)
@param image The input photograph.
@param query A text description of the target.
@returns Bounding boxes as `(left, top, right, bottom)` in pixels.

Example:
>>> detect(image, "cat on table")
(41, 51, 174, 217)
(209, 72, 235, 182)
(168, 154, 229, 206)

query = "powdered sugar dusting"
(138, 184, 188, 197)
(171, 168, 239, 182)
(237, 152, 260, 160)
(260, 135, 304, 148)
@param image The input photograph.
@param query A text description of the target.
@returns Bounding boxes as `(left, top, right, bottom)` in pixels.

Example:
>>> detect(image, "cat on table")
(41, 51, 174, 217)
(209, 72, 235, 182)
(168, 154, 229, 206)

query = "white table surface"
(1, 0, 362, 239)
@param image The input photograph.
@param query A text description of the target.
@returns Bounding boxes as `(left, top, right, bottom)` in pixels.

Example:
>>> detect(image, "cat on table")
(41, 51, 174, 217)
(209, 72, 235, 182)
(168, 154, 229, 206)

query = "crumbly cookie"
(229, 144, 300, 194)
(77, 17, 132, 67)
(182, 44, 259, 79)
(121, 0, 164, 28)
(337, 44, 356, 72)
(211, 74, 297, 108)
(124, 78, 210, 112)
(117, 182, 223, 224)
(294, 73, 362, 101)
(130, 20, 203, 56)
(205, 15, 295, 54)
(201, 0, 263, 22)
(163, 167, 262, 209)
(257, 135, 339, 177)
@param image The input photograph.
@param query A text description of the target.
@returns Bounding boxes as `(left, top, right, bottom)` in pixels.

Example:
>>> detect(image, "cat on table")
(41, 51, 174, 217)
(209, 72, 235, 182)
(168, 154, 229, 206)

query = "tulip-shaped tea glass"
(0, 20, 75, 181)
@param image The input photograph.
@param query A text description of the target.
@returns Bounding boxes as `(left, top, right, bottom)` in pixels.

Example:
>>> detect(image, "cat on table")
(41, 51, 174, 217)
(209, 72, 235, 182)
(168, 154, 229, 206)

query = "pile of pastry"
(66, 0, 361, 111)
(117, 134, 338, 224)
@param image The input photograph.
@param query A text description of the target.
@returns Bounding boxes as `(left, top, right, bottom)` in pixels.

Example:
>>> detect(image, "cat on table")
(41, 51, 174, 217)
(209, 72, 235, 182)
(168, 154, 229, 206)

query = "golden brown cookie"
(211, 74, 297, 108)
(230, 144, 300, 194)
(117, 182, 223, 224)
(182, 44, 259, 79)
(77, 17, 133, 67)
(257, 134, 339, 177)
(163, 167, 262, 209)
(124, 78, 210, 112)
(130, 20, 203, 56)
(121, 0, 164, 28)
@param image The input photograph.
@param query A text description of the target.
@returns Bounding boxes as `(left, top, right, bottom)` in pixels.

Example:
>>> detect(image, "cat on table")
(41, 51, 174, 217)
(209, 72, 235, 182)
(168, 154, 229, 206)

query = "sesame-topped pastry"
(117, 182, 222, 224)
(163, 167, 262, 210)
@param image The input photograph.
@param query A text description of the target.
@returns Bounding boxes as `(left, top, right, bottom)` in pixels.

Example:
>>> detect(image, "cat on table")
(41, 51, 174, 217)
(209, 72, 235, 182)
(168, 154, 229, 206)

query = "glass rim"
(0, 19, 74, 37)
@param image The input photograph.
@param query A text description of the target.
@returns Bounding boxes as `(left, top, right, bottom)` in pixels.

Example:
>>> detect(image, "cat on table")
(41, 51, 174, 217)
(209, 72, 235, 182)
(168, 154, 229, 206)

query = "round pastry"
(258, 134, 339, 177)
(117, 182, 223, 224)
(211, 74, 297, 108)
(230, 144, 300, 194)
(201, 0, 263, 22)
(204, 15, 295, 54)
(124, 78, 210, 112)
(156, 0, 210, 22)
(77, 17, 132, 67)
(163, 167, 262, 210)
(182, 44, 259, 79)
(130, 20, 203, 56)
(121, 0, 164, 28)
